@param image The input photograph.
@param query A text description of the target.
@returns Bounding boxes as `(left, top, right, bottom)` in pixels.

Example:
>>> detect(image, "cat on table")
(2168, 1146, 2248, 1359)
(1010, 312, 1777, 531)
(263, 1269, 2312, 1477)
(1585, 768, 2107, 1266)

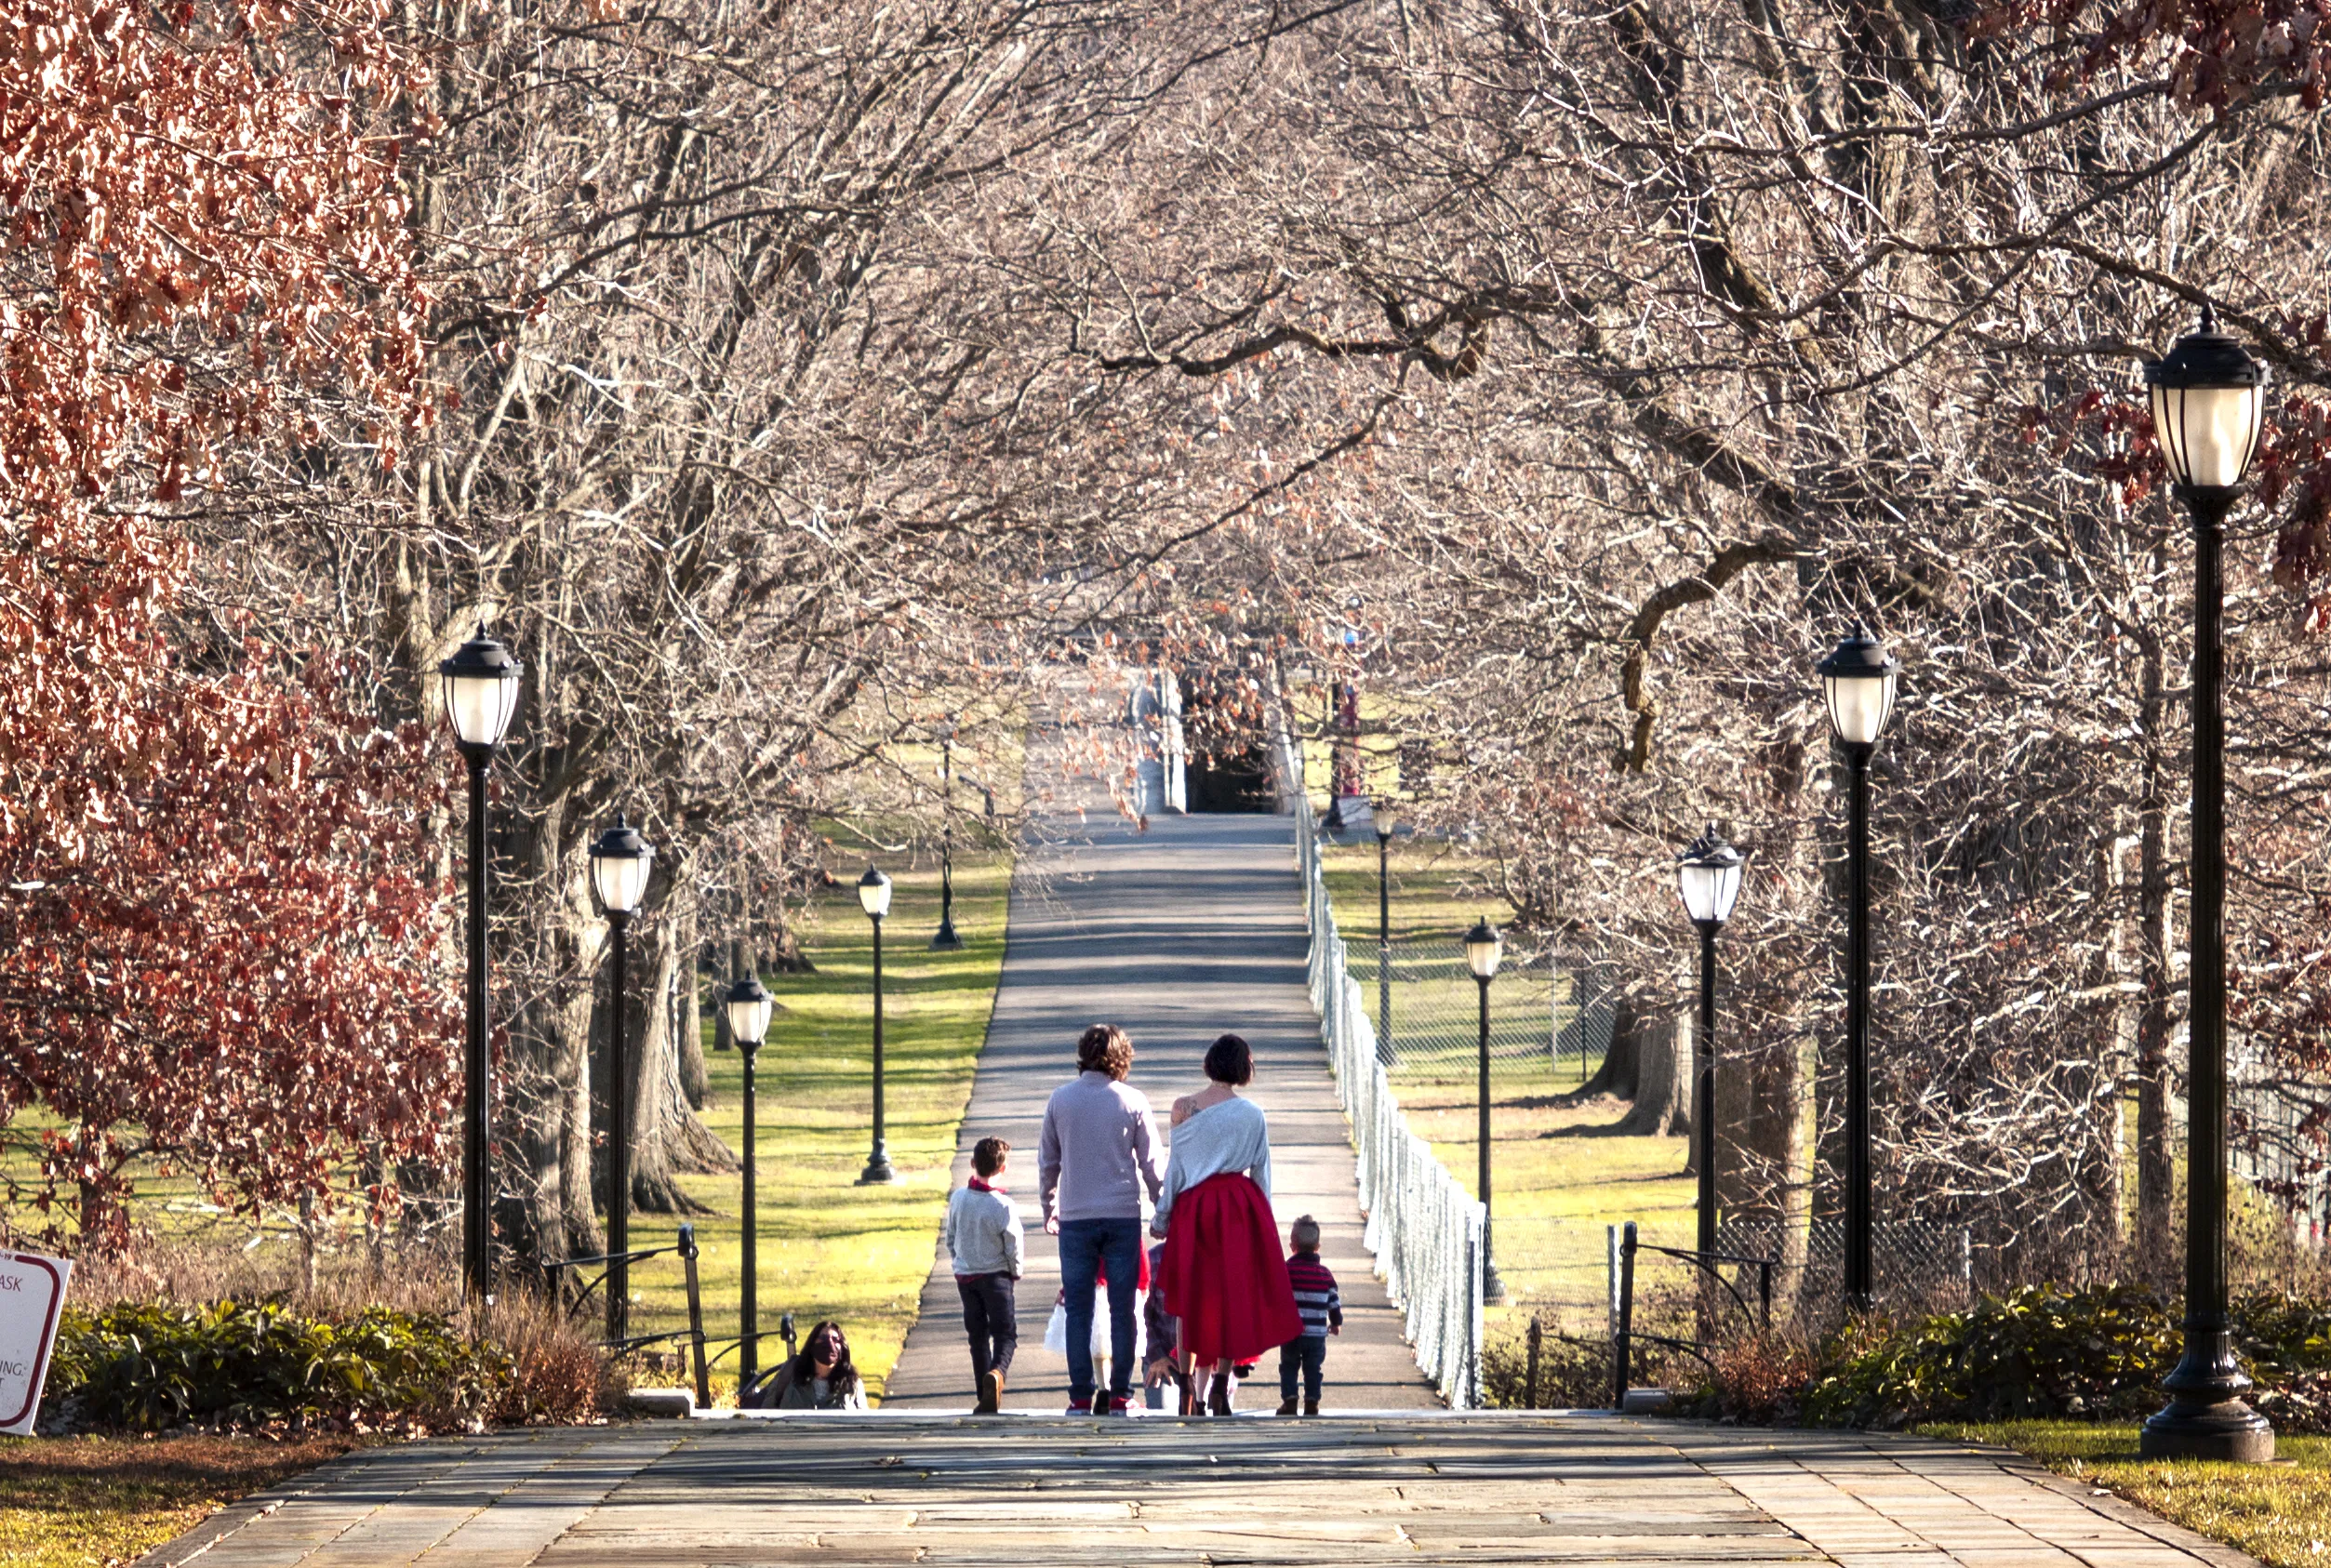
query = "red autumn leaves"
(0, 0, 454, 1244)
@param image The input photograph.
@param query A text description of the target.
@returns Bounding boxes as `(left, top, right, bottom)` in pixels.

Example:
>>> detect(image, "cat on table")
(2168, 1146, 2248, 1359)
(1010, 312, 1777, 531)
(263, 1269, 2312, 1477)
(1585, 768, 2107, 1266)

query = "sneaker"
(1064, 1395, 1092, 1415)
(1107, 1395, 1137, 1416)
(1276, 1397, 1299, 1416)
(1303, 1397, 1320, 1417)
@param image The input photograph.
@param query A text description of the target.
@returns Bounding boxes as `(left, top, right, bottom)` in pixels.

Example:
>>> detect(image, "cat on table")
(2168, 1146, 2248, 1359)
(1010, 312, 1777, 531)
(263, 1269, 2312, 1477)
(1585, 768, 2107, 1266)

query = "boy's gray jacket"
(941, 1183, 1024, 1277)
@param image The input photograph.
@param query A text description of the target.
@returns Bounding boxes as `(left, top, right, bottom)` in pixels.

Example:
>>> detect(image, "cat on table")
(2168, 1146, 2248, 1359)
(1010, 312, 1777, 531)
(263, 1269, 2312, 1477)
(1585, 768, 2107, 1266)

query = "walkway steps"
(142, 1415, 2263, 1568)
(879, 806, 1437, 1412)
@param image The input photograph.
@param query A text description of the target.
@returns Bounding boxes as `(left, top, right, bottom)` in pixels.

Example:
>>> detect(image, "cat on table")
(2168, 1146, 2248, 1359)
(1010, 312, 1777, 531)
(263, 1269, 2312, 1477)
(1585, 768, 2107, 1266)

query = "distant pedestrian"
(1277, 1215, 1341, 1416)
(1039, 1022, 1166, 1415)
(1154, 1033, 1303, 1415)
(941, 1136, 1024, 1415)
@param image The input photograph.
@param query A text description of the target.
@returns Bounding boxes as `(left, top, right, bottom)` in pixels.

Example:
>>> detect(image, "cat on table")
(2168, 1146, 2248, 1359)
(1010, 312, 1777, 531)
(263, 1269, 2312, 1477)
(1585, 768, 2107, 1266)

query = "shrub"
(1800, 1283, 2179, 1428)
(1481, 1316, 1615, 1409)
(1696, 1328, 1818, 1424)
(45, 1296, 607, 1435)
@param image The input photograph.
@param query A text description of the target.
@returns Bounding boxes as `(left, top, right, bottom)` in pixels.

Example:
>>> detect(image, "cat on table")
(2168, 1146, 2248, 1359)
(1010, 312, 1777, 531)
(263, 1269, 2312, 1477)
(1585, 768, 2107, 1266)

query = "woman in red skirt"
(1152, 1034, 1302, 1415)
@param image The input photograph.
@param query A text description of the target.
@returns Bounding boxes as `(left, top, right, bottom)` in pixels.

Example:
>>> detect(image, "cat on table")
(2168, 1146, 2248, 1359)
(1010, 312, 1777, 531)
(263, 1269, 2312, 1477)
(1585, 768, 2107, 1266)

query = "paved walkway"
(140, 1415, 2260, 1568)
(880, 798, 1436, 1411)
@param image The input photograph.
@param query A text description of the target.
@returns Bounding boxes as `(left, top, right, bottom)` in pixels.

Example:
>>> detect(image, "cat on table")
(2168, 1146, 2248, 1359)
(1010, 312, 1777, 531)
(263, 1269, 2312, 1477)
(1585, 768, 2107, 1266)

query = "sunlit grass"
(1921, 1421, 2331, 1568)
(0, 1433, 364, 1568)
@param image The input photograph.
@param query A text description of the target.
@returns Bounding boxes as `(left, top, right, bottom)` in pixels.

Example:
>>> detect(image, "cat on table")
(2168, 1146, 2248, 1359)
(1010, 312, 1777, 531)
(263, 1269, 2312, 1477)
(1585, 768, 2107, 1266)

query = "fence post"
(1759, 1258, 1773, 1329)
(1613, 1220, 1637, 1410)
(1526, 1315, 1542, 1410)
(780, 1311, 798, 1368)
(1606, 1224, 1621, 1341)
(680, 1223, 711, 1409)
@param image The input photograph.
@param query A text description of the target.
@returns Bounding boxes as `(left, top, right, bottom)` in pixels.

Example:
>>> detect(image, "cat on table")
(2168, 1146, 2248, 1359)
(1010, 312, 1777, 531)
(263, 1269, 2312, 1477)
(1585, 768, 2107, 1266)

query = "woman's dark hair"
(1204, 1033, 1253, 1086)
(794, 1320, 858, 1392)
(1077, 1023, 1135, 1080)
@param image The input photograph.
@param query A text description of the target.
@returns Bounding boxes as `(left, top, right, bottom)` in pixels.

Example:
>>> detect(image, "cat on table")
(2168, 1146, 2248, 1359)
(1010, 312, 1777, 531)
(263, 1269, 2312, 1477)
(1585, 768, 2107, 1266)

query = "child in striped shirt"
(1276, 1215, 1340, 1416)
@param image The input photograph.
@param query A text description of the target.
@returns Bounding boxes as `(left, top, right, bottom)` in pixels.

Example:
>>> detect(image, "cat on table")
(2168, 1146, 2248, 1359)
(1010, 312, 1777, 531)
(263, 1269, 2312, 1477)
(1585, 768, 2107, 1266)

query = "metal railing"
(1282, 733, 1485, 1408)
(545, 1223, 797, 1409)
(1609, 1219, 1778, 1408)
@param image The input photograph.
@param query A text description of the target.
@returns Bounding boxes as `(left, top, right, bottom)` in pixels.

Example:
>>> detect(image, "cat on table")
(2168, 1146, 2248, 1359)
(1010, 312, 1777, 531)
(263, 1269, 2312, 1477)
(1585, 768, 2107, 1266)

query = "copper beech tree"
(0, 0, 452, 1244)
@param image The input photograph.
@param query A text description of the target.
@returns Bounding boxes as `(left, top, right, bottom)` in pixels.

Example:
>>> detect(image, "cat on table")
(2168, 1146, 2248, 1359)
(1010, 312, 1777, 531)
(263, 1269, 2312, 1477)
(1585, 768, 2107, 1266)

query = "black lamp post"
(590, 813, 655, 1342)
(438, 629, 522, 1298)
(933, 721, 964, 951)
(1818, 623, 1898, 1312)
(2140, 305, 2275, 1463)
(857, 866, 898, 1185)
(1676, 826, 1746, 1264)
(1464, 916, 1508, 1305)
(1375, 801, 1399, 1067)
(723, 973, 774, 1382)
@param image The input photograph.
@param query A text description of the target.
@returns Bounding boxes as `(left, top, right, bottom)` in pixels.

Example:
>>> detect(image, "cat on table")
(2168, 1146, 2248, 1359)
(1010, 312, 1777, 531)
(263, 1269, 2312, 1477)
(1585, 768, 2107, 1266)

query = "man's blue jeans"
(1058, 1216, 1142, 1403)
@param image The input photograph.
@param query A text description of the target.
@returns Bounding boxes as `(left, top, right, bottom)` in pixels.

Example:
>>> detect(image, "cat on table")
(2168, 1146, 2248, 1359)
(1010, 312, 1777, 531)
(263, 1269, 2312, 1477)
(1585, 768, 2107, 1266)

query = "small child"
(1278, 1214, 1340, 1416)
(941, 1136, 1024, 1415)
(1142, 1242, 1179, 1410)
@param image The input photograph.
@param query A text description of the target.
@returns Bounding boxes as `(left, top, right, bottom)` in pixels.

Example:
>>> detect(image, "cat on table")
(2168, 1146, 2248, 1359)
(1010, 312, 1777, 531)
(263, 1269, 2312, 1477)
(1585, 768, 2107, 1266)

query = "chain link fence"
(1340, 935, 1619, 1083)
(1285, 737, 1485, 1407)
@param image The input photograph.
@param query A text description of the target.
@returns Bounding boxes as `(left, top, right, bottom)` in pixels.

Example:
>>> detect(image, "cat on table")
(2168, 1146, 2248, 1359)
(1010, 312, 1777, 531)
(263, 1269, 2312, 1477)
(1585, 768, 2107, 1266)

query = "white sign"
(0, 1249, 72, 1436)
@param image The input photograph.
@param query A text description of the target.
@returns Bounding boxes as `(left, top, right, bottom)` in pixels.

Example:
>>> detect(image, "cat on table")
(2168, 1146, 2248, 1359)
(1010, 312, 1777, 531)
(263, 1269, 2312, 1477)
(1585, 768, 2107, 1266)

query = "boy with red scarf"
(942, 1136, 1024, 1414)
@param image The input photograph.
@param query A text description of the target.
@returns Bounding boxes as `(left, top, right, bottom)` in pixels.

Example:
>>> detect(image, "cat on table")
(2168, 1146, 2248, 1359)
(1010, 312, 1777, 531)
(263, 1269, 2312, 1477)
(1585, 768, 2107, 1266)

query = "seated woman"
(741, 1321, 869, 1410)
(1153, 1034, 1302, 1415)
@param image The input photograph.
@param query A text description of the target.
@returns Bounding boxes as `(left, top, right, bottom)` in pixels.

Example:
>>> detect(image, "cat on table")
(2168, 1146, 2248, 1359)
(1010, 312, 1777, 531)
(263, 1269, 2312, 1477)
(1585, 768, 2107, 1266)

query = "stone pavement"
(139, 1414, 2262, 1568)
(879, 802, 1436, 1412)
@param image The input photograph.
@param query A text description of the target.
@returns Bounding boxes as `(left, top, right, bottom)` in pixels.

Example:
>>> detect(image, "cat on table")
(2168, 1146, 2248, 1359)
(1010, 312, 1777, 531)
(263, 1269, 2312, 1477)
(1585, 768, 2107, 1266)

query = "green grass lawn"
(618, 853, 1009, 1404)
(1922, 1421, 2331, 1568)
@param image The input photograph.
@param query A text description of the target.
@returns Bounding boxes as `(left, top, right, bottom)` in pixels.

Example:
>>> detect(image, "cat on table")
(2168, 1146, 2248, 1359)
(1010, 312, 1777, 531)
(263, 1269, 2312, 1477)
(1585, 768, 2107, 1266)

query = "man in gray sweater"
(1038, 1023, 1164, 1415)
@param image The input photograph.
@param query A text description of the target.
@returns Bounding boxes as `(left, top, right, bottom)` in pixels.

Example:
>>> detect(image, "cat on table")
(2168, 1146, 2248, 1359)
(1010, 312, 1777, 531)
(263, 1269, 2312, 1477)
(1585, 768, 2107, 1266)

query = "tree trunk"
(623, 913, 737, 1216)
(1615, 1009, 1691, 1136)
(2135, 619, 2177, 1274)
(558, 908, 605, 1263)
(1574, 979, 1645, 1100)
(676, 897, 708, 1109)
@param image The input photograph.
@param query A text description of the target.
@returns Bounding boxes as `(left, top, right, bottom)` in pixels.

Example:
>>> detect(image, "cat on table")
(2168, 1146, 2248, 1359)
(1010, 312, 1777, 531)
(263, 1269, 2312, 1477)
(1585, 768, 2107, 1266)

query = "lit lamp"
(2139, 305, 2274, 1463)
(724, 973, 775, 1381)
(438, 628, 521, 1299)
(1676, 827, 1745, 1264)
(1464, 916, 1507, 1305)
(1817, 624, 1898, 1311)
(857, 866, 897, 1185)
(589, 812, 655, 1342)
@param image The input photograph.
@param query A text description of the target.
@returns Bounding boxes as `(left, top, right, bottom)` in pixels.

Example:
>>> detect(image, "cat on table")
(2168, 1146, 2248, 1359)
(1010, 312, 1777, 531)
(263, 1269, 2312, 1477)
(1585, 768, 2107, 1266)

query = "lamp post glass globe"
(2145, 304, 2268, 491)
(1677, 826, 1745, 928)
(723, 975, 774, 1052)
(438, 630, 523, 754)
(857, 865, 893, 920)
(588, 813, 656, 914)
(1463, 917, 1503, 980)
(1818, 625, 1900, 749)
(1375, 799, 1399, 843)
